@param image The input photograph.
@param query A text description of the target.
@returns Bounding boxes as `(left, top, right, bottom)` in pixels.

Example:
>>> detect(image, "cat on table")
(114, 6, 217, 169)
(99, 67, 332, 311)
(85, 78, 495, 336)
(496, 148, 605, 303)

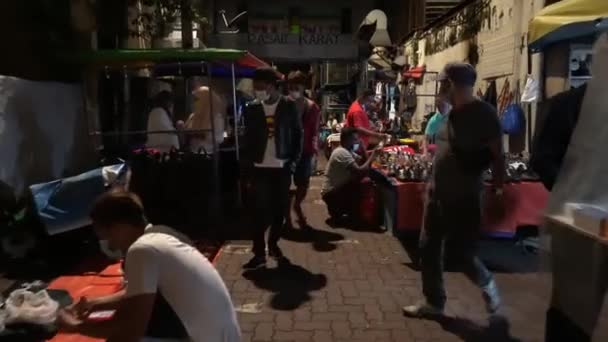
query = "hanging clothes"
(483, 80, 498, 108)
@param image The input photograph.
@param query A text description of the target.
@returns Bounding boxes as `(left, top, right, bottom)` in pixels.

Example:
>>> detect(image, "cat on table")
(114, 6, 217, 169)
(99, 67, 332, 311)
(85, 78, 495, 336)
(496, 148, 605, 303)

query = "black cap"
(438, 63, 477, 87)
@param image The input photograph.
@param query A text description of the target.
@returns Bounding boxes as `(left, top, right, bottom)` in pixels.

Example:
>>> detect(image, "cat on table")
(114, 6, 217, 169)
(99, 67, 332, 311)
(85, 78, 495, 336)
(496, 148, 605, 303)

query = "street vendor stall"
(370, 147, 549, 238)
(528, 5, 608, 339)
(68, 48, 278, 234)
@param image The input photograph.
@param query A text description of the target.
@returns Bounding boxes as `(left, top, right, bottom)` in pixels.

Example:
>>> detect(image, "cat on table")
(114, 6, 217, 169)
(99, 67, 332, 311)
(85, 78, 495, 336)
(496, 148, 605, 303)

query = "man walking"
(286, 70, 321, 229)
(242, 67, 303, 269)
(403, 63, 505, 317)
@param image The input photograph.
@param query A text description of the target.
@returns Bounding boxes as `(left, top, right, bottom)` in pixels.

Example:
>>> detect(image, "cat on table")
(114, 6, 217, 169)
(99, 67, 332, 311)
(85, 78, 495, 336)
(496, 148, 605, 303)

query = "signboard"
(248, 18, 342, 45)
(248, 32, 341, 45)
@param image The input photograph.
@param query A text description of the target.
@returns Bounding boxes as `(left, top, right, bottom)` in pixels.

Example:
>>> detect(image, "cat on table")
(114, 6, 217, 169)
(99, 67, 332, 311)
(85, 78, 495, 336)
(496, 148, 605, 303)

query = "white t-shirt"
(322, 147, 356, 194)
(147, 108, 179, 153)
(124, 225, 240, 342)
(254, 101, 286, 168)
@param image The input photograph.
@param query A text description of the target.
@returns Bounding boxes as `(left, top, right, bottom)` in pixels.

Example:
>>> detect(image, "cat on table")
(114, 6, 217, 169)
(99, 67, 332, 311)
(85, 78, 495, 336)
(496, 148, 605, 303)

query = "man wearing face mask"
(345, 90, 390, 153)
(242, 67, 303, 269)
(321, 127, 380, 224)
(286, 70, 321, 229)
(422, 95, 451, 155)
(403, 63, 505, 318)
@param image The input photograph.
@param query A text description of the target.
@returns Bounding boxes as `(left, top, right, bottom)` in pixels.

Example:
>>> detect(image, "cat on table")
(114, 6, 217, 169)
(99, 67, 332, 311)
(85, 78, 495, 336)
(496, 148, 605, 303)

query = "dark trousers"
(252, 167, 291, 257)
(545, 307, 590, 342)
(322, 180, 360, 219)
(420, 196, 493, 309)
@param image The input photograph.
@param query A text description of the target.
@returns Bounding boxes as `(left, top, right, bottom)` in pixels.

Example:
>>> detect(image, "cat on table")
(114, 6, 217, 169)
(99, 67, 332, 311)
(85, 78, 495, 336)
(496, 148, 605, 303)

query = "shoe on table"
(482, 280, 501, 314)
(242, 256, 266, 270)
(402, 302, 444, 318)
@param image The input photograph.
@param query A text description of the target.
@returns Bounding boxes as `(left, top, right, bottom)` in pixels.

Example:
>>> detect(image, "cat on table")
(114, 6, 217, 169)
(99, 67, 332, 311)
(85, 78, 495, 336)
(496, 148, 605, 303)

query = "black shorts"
(293, 155, 314, 187)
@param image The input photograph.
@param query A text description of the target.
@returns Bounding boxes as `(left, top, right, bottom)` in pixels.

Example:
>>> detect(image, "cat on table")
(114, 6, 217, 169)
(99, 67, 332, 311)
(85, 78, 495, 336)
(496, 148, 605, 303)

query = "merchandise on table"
(376, 150, 433, 183)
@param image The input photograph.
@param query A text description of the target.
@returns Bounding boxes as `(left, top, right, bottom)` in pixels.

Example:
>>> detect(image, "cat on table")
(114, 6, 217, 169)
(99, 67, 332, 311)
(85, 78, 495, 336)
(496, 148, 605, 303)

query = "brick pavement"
(215, 176, 566, 342)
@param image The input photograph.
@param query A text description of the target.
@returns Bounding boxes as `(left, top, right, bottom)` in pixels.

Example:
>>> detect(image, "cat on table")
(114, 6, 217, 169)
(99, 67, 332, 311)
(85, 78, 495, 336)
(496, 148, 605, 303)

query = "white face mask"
(440, 103, 452, 115)
(254, 90, 270, 102)
(99, 240, 123, 260)
(352, 143, 361, 152)
(290, 91, 302, 99)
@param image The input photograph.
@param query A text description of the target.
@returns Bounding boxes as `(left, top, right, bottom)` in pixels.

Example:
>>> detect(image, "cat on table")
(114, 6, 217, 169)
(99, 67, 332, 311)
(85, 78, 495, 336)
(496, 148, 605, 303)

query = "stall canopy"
(528, 0, 608, 52)
(67, 48, 283, 78)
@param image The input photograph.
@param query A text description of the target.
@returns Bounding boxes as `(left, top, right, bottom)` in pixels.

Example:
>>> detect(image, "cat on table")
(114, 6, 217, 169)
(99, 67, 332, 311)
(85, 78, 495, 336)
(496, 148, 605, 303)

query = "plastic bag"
(521, 75, 539, 103)
(4, 289, 59, 325)
(501, 104, 526, 135)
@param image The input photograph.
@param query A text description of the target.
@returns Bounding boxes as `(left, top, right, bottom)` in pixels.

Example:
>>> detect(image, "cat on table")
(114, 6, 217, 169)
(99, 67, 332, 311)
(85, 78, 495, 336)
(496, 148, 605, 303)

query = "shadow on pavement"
(434, 315, 521, 342)
(242, 261, 327, 311)
(398, 236, 539, 274)
(282, 225, 345, 252)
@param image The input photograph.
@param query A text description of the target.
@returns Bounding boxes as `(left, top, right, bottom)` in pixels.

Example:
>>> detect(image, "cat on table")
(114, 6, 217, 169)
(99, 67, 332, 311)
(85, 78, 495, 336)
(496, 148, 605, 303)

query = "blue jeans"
(420, 196, 493, 309)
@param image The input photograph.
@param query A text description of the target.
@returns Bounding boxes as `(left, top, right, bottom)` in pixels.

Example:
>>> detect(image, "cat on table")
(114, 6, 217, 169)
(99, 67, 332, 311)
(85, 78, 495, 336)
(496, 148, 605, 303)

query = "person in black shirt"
(403, 63, 506, 318)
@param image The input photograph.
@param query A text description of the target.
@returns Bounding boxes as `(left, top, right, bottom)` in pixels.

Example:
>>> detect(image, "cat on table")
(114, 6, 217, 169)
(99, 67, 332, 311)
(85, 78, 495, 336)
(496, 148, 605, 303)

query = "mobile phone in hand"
(88, 310, 115, 321)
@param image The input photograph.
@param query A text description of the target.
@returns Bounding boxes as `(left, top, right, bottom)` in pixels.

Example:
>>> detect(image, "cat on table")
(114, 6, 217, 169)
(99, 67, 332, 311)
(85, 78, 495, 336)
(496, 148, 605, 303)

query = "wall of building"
(403, 0, 544, 152)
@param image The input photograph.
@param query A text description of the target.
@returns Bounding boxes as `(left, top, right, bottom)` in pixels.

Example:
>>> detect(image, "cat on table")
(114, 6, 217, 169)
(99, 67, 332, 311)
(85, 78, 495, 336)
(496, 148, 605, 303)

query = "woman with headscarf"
(185, 86, 226, 153)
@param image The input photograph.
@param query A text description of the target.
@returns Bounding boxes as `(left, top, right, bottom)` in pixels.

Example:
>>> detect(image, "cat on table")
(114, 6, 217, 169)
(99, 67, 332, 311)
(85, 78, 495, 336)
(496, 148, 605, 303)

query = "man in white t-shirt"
(146, 91, 181, 152)
(242, 67, 303, 269)
(57, 190, 240, 342)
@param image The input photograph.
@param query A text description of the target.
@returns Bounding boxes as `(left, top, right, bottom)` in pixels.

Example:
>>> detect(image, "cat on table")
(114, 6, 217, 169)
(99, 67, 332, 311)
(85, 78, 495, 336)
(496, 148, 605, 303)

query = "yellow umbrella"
(529, 0, 608, 52)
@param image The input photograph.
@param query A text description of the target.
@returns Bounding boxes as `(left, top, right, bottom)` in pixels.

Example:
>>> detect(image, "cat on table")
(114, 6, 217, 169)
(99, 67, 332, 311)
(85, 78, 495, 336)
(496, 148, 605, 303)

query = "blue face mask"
(352, 143, 361, 152)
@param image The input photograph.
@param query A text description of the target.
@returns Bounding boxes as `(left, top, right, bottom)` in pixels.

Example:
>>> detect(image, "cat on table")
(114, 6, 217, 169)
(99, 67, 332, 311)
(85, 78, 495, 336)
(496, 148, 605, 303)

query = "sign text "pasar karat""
(248, 33, 340, 45)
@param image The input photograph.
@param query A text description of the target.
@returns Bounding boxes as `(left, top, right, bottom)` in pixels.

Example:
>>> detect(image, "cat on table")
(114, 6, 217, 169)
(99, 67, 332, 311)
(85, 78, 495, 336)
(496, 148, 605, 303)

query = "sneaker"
(268, 246, 284, 259)
(242, 256, 266, 270)
(482, 280, 501, 314)
(402, 302, 444, 318)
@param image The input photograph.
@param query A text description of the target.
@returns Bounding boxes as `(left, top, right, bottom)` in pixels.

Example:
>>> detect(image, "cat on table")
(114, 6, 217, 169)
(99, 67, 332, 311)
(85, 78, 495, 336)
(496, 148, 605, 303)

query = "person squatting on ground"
(321, 127, 380, 224)
(403, 63, 506, 318)
(241, 67, 303, 269)
(57, 190, 241, 342)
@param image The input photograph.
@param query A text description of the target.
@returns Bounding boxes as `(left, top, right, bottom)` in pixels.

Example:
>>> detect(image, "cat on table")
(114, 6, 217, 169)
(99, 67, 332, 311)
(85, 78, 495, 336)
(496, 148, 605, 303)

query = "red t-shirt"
(345, 100, 372, 148)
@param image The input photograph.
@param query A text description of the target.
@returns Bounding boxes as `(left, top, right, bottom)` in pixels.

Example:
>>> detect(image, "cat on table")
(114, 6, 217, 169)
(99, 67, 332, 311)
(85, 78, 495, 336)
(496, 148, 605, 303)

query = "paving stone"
(214, 176, 562, 341)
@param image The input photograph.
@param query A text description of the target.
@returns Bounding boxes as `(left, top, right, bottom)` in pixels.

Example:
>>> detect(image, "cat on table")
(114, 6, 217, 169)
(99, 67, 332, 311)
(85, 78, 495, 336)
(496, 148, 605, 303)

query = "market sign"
(300, 33, 340, 45)
(248, 33, 341, 45)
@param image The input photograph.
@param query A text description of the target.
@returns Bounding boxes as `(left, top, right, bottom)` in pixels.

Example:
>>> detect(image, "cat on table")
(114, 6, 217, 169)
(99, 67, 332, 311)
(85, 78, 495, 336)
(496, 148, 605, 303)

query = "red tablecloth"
(374, 169, 549, 237)
(48, 263, 123, 342)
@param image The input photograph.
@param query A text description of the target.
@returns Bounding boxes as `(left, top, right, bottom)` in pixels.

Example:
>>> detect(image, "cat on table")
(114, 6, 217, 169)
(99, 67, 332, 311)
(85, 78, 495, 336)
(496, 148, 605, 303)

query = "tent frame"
(78, 48, 266, 222)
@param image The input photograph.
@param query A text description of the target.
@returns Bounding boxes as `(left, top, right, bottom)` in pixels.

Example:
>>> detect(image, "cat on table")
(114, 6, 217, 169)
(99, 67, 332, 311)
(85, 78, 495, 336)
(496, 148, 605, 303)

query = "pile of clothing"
(483, 153, 540, 183)
(0, 281, 69, 341)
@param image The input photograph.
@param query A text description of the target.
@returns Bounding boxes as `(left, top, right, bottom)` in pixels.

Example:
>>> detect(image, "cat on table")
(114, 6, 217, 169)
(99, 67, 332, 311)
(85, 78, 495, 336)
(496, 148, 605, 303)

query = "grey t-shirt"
(432, 99, 500, 201)
(322, 147, 356, 194)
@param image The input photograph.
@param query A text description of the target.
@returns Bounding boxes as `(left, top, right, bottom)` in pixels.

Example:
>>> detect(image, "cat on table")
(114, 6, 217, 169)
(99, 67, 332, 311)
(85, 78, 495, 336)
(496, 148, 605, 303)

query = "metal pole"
(207, 64, 221, 224)
(230, 63, 243, 207)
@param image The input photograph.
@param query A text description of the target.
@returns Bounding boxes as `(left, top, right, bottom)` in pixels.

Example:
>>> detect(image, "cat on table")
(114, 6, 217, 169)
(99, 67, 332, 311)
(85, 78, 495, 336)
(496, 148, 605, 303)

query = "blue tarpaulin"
(30, 164, 127, 235)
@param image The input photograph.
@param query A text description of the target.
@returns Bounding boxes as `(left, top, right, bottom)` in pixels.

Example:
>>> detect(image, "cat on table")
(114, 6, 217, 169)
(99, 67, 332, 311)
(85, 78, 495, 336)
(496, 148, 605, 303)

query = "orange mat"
(48, 263, 123, 342)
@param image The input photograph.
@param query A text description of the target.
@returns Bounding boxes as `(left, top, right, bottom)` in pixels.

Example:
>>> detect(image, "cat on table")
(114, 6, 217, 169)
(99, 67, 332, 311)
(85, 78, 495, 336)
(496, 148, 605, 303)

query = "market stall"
(529, 2, 608, 336)
(70, 48, 277, 234)
(370, 148, 549, 238)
